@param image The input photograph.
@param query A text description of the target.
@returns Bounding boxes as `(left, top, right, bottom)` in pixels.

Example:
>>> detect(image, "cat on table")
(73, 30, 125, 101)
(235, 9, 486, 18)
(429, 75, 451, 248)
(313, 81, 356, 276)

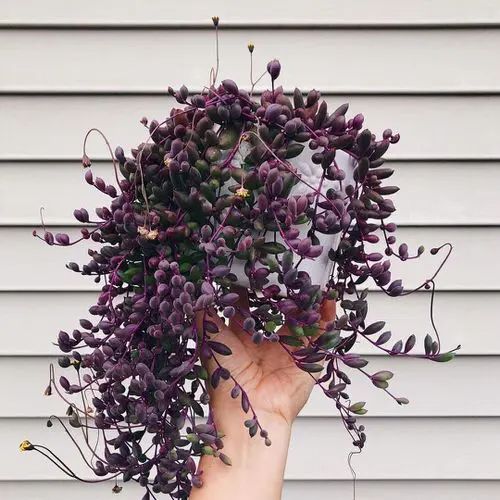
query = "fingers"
(228, 285, 251, 335)
(319, 298, 336, 328)
(279, 298, 336, 340)
(292, 298, 336, 351)
(230, 285, 250, 310)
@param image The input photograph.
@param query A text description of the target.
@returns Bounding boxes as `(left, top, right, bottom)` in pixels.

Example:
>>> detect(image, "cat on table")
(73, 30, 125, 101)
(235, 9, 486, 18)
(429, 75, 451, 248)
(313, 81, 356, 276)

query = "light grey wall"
(1, 1, 500, 498)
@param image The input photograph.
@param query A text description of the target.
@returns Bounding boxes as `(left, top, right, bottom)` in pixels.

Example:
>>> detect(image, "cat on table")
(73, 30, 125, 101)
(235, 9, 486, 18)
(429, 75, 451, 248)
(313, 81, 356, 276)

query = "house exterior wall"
(1, 1, 499, 498)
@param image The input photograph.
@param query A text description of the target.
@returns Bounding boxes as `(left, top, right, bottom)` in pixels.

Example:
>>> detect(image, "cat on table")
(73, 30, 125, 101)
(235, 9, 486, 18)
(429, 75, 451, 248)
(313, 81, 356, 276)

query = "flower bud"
(266, 59, 281, 80)
(222, 79, 239, 95)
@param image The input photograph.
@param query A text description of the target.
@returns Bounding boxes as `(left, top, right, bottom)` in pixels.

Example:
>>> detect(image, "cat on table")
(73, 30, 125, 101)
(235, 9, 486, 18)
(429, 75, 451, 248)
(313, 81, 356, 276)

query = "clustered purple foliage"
(22, 28, 457, 499)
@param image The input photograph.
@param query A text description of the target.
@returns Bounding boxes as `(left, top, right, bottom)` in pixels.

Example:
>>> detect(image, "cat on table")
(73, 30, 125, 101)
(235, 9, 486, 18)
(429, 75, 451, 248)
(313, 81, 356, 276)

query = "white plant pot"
(228, 146, 356, 292)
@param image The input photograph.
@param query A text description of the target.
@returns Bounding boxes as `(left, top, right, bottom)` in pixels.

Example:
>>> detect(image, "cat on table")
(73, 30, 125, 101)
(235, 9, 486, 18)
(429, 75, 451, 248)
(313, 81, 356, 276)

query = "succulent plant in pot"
(22, 21, 458, 499)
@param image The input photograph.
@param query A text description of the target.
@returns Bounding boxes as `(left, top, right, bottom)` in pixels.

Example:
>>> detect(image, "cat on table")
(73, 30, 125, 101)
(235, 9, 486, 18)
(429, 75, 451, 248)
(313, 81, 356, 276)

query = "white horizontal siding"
(2, 29, 500, 92)
(282, 480, 500, 500)
(3, 1, 500, 26)
(1, 480, 499, 500)
(1, 226, 497, 291)
(5, 417, 500, 480)
(3, 161, 498, 226)
(3, 95, 500, 160)
(1, 5, 498, 497)
(1, 291, 495, 356)
(3, 355, 498, 418)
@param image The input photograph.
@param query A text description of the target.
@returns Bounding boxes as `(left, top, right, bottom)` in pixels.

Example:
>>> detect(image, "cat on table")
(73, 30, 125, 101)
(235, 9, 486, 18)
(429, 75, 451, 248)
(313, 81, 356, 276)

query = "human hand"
(190, 290, 335, 500)
(198, 289, 336, 429)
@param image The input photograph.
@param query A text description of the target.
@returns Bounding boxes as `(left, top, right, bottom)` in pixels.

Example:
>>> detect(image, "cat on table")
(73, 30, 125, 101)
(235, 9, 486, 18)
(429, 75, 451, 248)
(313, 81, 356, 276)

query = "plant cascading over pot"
(21, 17, 458, 499)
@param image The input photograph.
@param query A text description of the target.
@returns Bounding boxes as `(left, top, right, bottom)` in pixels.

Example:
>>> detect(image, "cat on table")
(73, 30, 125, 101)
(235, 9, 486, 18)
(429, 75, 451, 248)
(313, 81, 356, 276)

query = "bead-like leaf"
(432, 352, 456, 362)
(376, 331, 392, 345)
(261, 242, 287, 254)
(207, 341, 232, 356)
(372, 370, 394, 382)
(298, 362, 323, 373)
(219, 453, 232, 466)
(363, 321, 385, 336)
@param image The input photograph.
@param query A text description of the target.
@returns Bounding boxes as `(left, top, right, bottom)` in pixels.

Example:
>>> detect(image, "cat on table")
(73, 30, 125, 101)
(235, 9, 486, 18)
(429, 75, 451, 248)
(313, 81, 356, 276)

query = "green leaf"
(195, 159, 210, 174)
(118, 266, 142, 284)
(317, 331, 341, 350)
(303, 324, 320, 337)
(343, 356, 368, 368)
(200, 182, 216, 203)
(298, 362, 323, 373)
(432, 352, 456, 363)
(294, 214, 309, 225)
(285, 142, 305, 159)
(261, 242, 287, 255)
(179, 262, 191, 274)
(189, 266, 202, 282)
(290, 325, 305, 337)
(264, 321, 277, 333)
(194, 365, 208, 380)
(372, 370, 394, 382)
(282, 172, 296, 197)
(282, 250, 293, 270)
(186, 433, 199, 444)
(348, 401, 366, 413)
(372, 379, 389, 389)
(262, 256, 280, 272)
(280, 336, 304, 347)
(219, 127, 240, 150)
(191, 400, 205, 417)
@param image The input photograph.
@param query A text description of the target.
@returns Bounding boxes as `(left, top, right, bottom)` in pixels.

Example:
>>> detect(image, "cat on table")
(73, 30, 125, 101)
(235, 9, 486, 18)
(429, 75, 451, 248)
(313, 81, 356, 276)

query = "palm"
(201, 293, 335, 425)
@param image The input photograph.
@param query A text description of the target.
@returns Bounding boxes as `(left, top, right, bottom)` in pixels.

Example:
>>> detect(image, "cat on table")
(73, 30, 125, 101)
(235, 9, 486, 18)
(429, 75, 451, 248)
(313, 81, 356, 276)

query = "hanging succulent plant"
(22, 18, 458, 499)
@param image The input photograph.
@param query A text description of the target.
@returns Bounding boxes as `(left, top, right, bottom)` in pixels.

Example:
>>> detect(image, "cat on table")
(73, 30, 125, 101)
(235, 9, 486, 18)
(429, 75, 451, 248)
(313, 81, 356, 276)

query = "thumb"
(319, 298, 336, 329)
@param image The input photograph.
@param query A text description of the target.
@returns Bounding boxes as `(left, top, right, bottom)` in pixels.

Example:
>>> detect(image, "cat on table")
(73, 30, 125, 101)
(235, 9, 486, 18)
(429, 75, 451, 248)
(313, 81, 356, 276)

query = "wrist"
(191, 408, 291, 500)
(209, 402, 292, 469)
(212, 400, 292, 436)
(209, 386, 296, 432)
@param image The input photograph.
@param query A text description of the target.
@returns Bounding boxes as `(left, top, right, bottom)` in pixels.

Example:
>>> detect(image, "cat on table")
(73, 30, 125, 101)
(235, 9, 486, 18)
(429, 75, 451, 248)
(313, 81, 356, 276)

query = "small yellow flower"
(138, 226, 159, 240)
(247, 42, 255, 54)
(146, 229, 159, 240)
(235, 187, 250, 198)
(19, 440, 34, 452)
